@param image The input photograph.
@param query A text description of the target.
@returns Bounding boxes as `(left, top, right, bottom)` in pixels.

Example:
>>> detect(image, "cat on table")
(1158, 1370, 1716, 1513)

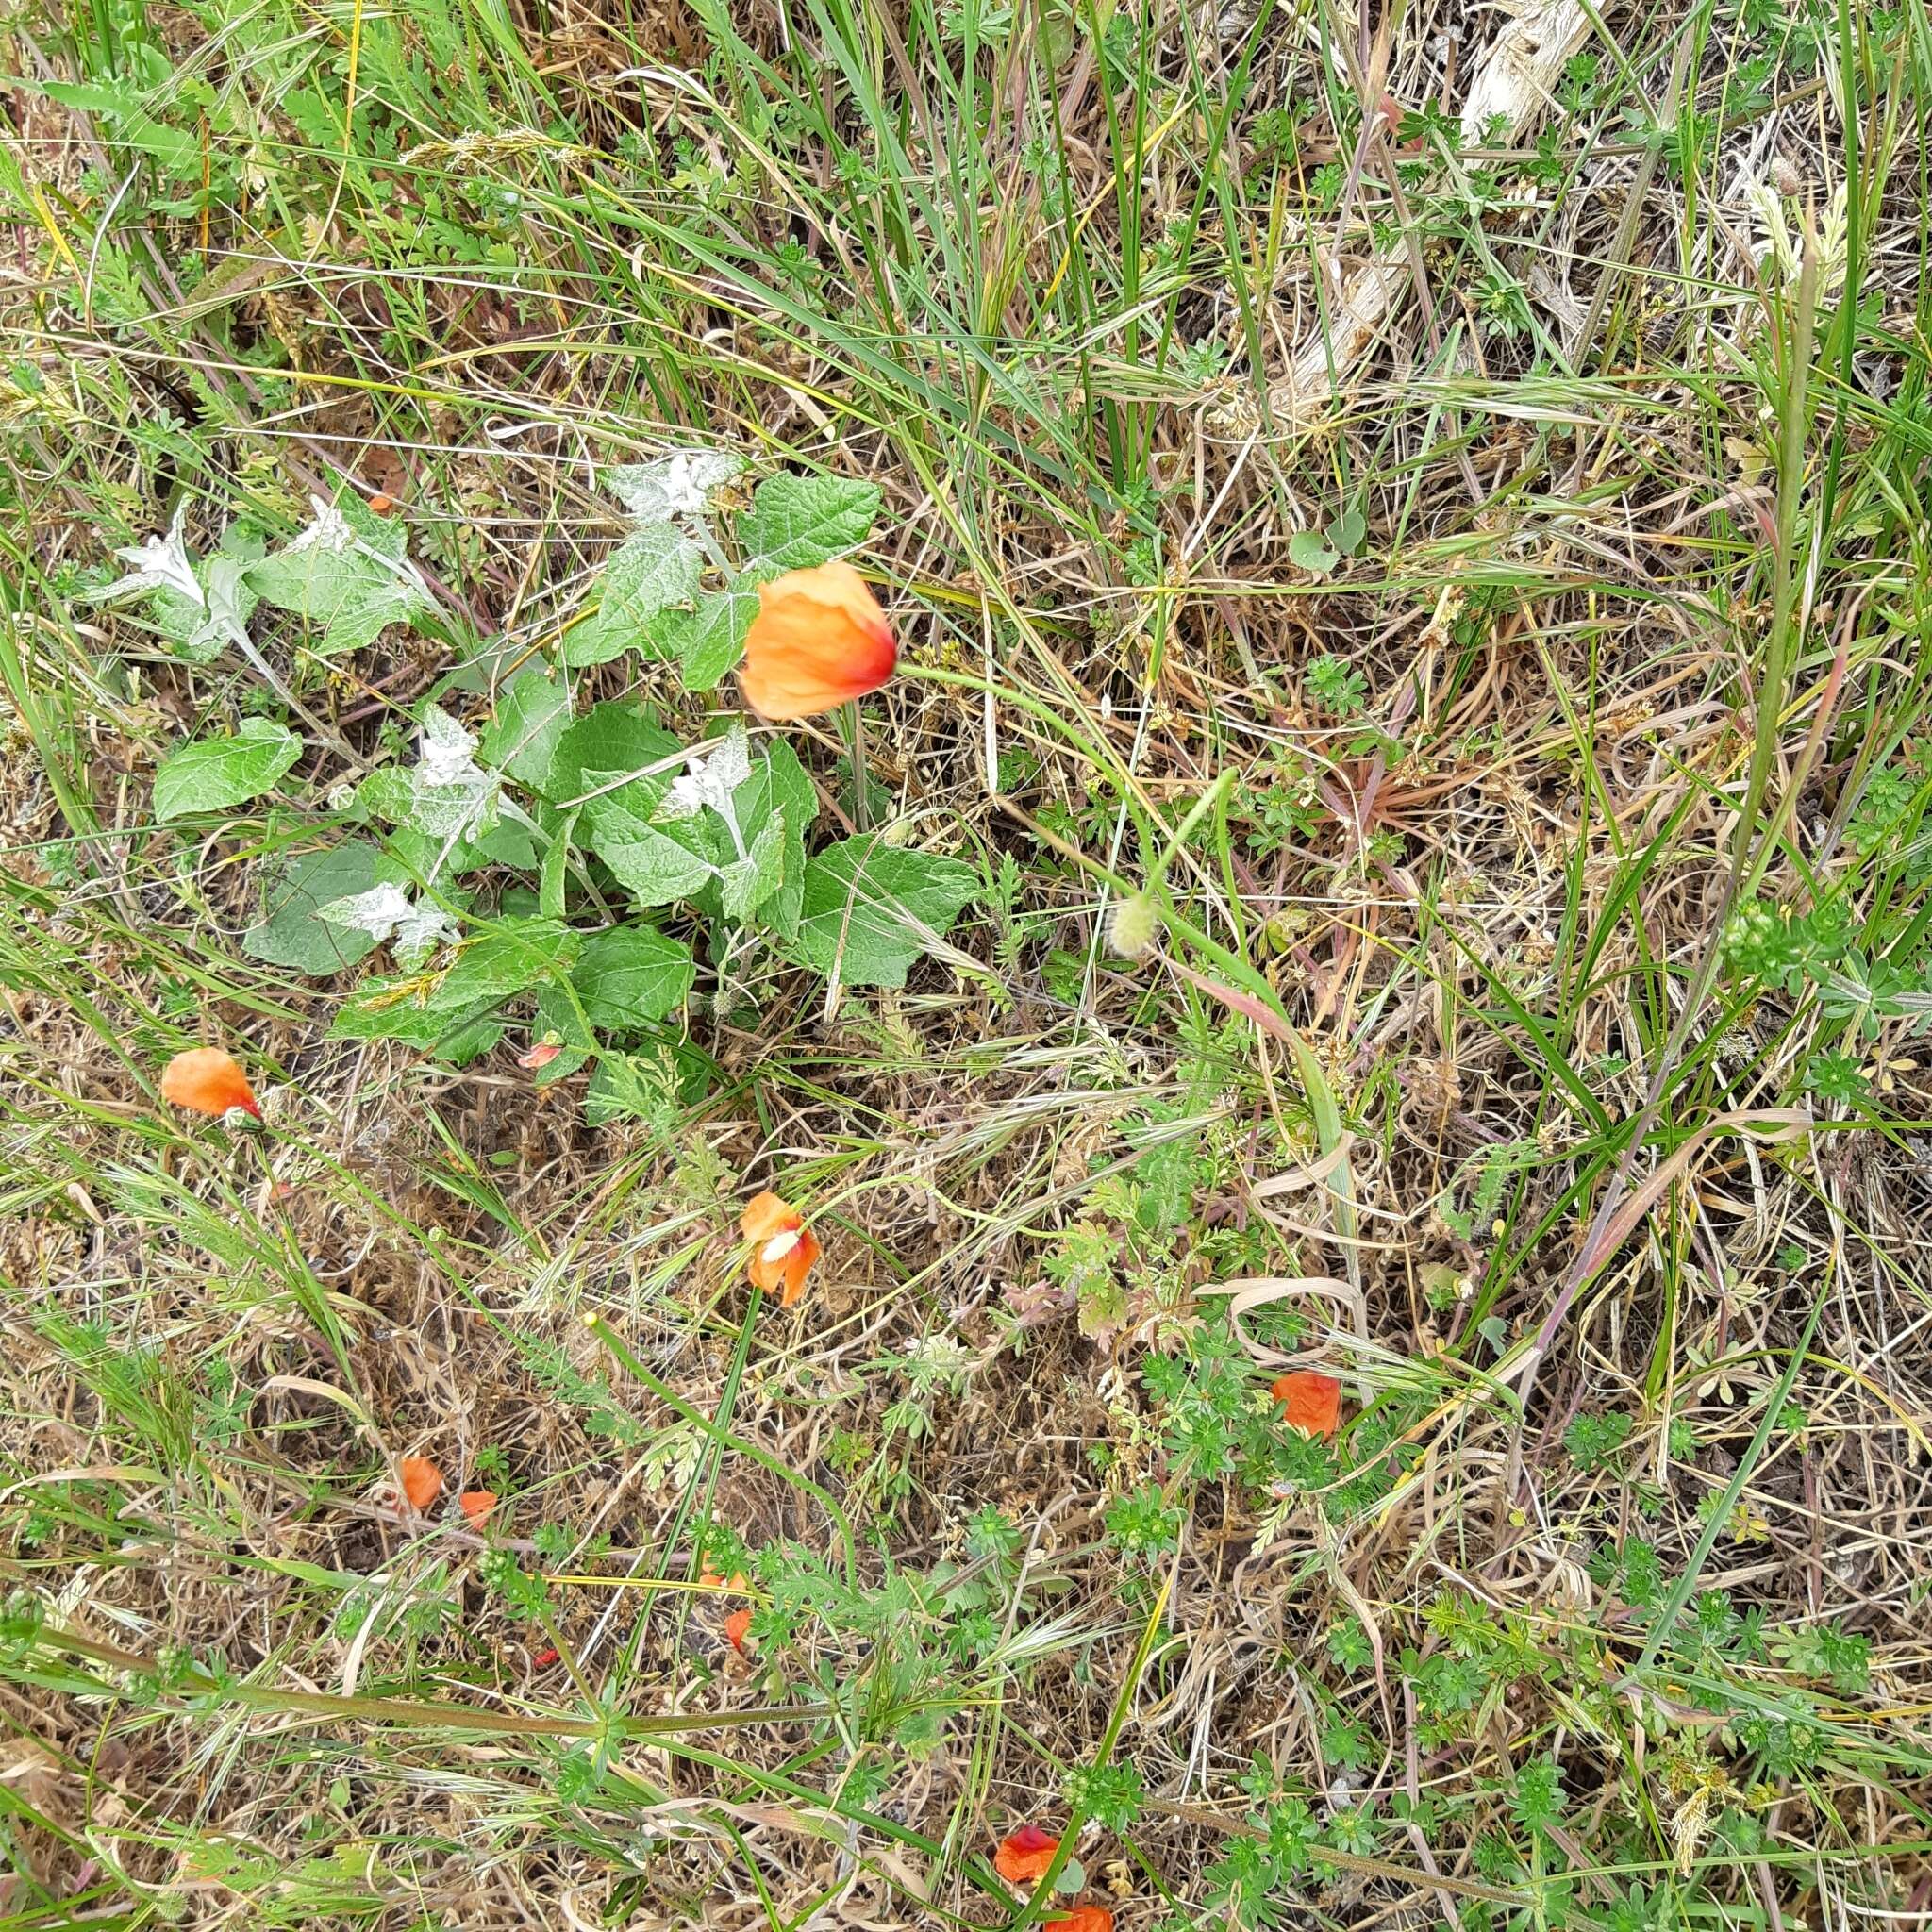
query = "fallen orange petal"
(724, 1606, 755, 1654)
(1045, 1909, 1113, 1932)
(160, 1046, 260, 1120)
(739, 561, 897, 722)
(1272, 1370, 1342, 1440)
(741, 1191, 820, 1307)
(518, 1040, 563, 1071)
(458, 1489, 497, 1527)
(398, 1456, 443, 1511)
(995, 1824, 1060, 1883)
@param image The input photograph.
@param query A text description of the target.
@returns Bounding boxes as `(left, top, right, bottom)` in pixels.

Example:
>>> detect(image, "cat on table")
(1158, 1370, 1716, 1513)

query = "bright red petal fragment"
(724, 1607, 755, 1654)
(1271, 1370, 1342, 1440)
(1044, 1909, 1114, 1932)
(995, 1824, 1060, 1883)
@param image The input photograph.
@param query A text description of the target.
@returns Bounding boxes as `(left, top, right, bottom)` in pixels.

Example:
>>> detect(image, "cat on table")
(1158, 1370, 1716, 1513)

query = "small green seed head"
(1108, 891, 1161, 959)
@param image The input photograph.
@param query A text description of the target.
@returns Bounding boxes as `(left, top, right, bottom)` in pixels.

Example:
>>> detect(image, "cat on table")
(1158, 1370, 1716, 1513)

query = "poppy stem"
(839, 698, 871, 832)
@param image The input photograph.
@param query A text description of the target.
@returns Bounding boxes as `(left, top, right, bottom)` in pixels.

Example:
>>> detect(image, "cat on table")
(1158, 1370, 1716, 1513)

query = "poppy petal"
(724, 1606, 755, 1654)
(1271, 1370, 1342, 1440)
(398, 1456, 443, 1511)
(160, 1047, 260, 1119)
(1044, 1909, 1114, 1932)
(741, 1192, 819, 1304)
(995, 1824, 1061, 1883)
(739, 561, 897, 721)
(458, 1489, 497, 1527)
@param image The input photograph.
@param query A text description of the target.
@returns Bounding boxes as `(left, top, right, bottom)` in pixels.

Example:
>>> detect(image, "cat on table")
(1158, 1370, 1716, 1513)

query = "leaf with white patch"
(606, 449, 742, 525)
(660, 726, 752, 821)
(248, 493, 430, 655)
(718, 808, 787, 923)
(98, 506, 204, 606)
(562, 525, 705, 668)
(243, 840, 399, 974)
(320, 882, 460, 967)
(408, 705, 500, 842)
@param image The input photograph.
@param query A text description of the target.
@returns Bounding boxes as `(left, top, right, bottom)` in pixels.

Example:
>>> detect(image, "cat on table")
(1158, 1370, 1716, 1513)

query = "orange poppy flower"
(723, 1606, 755, 1654)
(1045, 1909, 1113, 1932)
(160, 1046, 260, 1119)
(741, 1191, 821, 1307)
(459, 1489, 497, 1527)
(398, 1456, 443, 1511)
(995, 1824, 1060, 1883)
(1272, 1370, 1342, 1440)
(739, 561, 897, 721)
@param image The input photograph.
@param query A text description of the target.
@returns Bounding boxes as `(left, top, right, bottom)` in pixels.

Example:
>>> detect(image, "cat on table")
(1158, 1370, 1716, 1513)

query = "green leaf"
(247, 496, 428, 654)
(741, 741, 817, 939)
(543, 703, 682, 808)
(571, 925, 697, 1029)
(539, 812, 575, 920)
(243, 840, 403, 974)
(719, 810, 787, 922)
(1327, 506, 1367, 557)
(650, 580, 759, 689)
(40, 77, 197, 176)
(427, 920, 579, 1010)
(478, 665, 570, 789)
(562, 527, 705, 667)
(1289, 528, 1338, 577)
(740, 475, 881, 575)
(791, 837, 978, 988)
(584, 1045, 703, 1127)
(153, 718, 304, 821)
(330, 978, 503, 1061)
(587, 800, 715, 906)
